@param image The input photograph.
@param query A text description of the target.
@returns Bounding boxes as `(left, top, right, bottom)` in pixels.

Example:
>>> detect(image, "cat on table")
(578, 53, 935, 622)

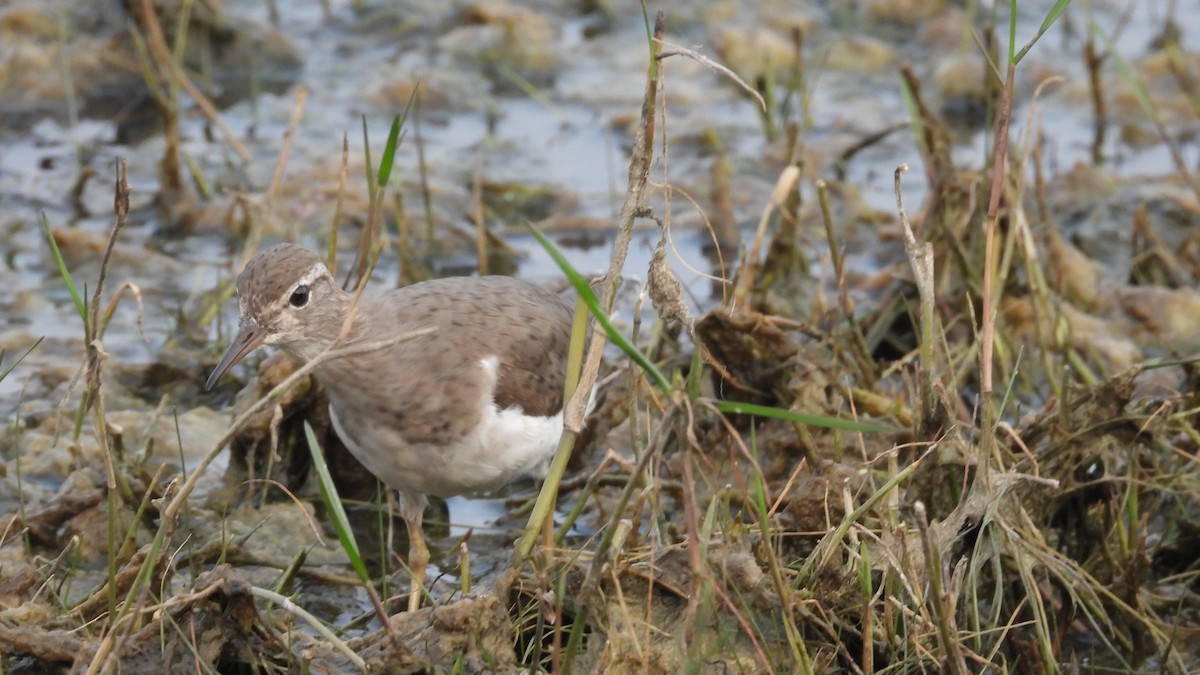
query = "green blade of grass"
(496, 65, 569, 125)
(710, 400, 896, 433)
(41, 214, 87, 328)
(526, 221, 672, 395)
(1006, 0, 1017, 63)
(1013, 0, 1073, 64)
(376, 87, 417, 188)
(795, 445, 932, 585)
(376, 114, 402, 188)
(1096, 22, 1156, 119)
(897, 73, 926, 157)
(641, 2, 656, 80)
(0, 338, 43, 383)
(376, 86, 420, 187)
(1036, 0, 1072, 36)
(361, 116, 375, 202)
(303, 421, 370, 583)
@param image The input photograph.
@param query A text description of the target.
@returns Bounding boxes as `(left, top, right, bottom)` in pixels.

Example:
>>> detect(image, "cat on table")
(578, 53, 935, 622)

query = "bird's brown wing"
(485, 285, 578, 418)
(390, 276, 579, 419)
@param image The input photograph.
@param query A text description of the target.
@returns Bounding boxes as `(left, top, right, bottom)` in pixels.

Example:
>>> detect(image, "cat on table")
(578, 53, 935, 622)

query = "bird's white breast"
(327, 356, 566, 498)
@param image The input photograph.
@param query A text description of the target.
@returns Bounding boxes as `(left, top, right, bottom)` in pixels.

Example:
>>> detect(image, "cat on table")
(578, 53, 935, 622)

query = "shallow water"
(2, 1, 1195, 404)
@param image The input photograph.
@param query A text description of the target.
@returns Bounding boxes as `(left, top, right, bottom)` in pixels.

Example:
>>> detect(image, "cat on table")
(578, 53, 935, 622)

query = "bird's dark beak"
(206, 320, 266, 391)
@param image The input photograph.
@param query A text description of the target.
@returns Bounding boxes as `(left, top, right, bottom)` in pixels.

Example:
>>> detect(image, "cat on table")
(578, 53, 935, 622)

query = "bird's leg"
(400, 491, 429, 612)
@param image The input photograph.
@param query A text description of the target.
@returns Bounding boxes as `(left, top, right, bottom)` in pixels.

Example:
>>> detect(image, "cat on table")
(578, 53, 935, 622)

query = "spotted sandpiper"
(206, 243, 580, 611)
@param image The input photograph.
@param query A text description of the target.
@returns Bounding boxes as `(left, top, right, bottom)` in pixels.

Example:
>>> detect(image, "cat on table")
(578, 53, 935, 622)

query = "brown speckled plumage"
(236, 244, 318, 321)
(209, 243, 584, 610)
(214, 243, 579, 496)
(315, 275, 575, 454)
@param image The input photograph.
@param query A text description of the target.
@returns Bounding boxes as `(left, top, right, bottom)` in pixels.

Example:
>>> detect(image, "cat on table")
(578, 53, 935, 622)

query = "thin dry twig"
(133, 0, 251, 163)
(731, 165, 801, 308)
(564, 13, 666, 431)
(267, 86, 309, 242)
(656, 39, 767, 112)
(894, 165, 938, 424)
(239, 479, 327, 542)
(250, 586, 367, 671)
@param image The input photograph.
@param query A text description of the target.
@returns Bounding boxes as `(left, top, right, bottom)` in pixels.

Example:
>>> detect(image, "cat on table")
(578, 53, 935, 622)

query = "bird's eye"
(289, 284, 310, 308)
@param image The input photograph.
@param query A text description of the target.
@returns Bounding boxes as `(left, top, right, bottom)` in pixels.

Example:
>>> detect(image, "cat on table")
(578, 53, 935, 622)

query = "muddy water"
(0, 0, 1196, 624)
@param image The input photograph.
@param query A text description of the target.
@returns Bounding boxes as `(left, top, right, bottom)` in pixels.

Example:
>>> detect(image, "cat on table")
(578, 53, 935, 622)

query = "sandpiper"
(207, 243, 580, 611)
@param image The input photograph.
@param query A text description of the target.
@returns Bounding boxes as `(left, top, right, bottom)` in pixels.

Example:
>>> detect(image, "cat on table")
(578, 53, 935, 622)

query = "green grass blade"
(795, 446, 931, 585)
(41, 214, 87, 327)
(361, 115, 375, 202)
(0, 338, 43, 383)
(641, 2, 656, 80)
(898, 74, 923, 154)
(1006, 0, 1017, 63)
(303, 421, 370, 582)
(525, 222, 672, 395)
(376, 113, 401, 188)
(710, 400, 896, 433)
(376, 87, 417, 189)
(1014, 0, 1073, 63)
(1037, 0, 1072, 35)
(1096, 22, 1156, 119)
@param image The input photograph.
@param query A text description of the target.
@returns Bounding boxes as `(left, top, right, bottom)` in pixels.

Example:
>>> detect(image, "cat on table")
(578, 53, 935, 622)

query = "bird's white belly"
(326, 355, 568, 498)
(328, 402, 563, 498)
